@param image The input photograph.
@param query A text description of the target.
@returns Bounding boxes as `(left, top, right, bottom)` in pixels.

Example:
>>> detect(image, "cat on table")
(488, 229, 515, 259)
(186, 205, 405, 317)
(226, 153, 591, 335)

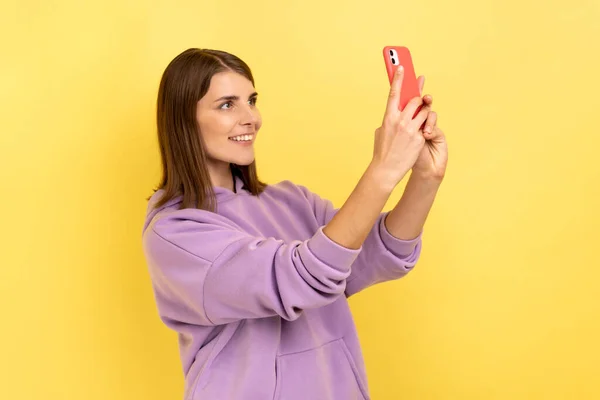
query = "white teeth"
(229, 134, 254, 142)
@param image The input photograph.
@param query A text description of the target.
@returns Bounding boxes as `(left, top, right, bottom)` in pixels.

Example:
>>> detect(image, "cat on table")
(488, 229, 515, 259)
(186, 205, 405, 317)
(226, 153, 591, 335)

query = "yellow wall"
(1, 0, 599, 398)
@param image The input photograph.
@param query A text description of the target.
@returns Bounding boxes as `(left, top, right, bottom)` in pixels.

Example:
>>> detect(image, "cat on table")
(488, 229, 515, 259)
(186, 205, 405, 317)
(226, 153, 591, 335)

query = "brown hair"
(150, 48, 267, 211)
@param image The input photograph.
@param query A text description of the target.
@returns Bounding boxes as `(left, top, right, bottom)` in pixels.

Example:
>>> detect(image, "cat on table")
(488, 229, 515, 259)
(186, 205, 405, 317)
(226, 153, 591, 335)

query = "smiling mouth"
(228, 134, 255, 142)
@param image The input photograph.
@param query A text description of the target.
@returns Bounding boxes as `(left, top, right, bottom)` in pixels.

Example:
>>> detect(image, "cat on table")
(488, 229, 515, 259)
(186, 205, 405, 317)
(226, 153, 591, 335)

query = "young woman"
(142, 48, 447, 400)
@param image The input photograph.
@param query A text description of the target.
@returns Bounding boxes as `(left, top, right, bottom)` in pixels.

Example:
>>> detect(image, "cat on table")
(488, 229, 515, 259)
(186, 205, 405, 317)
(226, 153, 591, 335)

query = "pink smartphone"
(383, 46, 421, 114)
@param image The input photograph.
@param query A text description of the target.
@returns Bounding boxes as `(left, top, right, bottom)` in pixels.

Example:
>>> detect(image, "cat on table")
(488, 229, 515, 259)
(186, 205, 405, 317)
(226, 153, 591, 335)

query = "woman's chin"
(230, 154, 255, 166)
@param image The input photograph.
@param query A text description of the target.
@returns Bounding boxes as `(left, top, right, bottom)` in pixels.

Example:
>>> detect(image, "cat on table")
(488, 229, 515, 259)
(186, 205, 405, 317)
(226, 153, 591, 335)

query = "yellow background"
(1, 0, 599, 398)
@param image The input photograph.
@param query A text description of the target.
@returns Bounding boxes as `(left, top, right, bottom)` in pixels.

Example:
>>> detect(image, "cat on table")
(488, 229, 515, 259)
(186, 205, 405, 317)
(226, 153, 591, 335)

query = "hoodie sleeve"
(298, 185, 422, 298)
(142, 209, 361, 326)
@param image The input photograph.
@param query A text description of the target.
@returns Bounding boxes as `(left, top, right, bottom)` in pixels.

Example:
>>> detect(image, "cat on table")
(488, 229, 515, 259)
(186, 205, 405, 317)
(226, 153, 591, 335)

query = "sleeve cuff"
(379, 212, 422, 257)
(307, 226, 362, 271)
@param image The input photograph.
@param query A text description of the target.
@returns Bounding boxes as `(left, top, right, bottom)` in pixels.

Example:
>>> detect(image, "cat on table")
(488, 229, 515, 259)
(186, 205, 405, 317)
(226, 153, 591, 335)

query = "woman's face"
(196, 71, 262, 170)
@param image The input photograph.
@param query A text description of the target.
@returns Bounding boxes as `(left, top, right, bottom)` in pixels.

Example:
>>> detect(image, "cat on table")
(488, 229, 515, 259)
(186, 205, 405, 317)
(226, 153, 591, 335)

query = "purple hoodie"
(142, 176, 422, 399)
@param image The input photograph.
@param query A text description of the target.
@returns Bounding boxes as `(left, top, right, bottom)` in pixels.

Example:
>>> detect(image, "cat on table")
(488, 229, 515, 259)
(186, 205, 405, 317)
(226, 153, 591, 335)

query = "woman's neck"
(207, 161, 235, 192)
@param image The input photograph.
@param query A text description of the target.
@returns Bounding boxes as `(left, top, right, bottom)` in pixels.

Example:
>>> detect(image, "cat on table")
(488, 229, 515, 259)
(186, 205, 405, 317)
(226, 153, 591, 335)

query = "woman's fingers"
(423, 111, 438, 136)
(383, 69, 437, 136)
(417, 75, 425, 95)
(410, 103, 431, 131)
(401, 96, 425, 124)
(384, 65, 404, 120)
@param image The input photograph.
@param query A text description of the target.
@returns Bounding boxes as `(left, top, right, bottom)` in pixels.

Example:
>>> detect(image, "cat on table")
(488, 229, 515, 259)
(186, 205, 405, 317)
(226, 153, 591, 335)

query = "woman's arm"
(142, 162, 400, 327)
(299, 173, 444, 298)
(322, 163, 394, 249)
(384, 173, 443, 240)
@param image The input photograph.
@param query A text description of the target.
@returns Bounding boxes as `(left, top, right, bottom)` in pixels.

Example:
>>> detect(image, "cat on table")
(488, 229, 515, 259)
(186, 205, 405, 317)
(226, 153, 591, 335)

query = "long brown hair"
(150, 48, 267, 211)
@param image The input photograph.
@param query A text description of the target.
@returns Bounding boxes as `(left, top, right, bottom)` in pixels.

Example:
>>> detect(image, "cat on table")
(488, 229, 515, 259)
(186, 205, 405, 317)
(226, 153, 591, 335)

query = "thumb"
(417, 75, 425, 95)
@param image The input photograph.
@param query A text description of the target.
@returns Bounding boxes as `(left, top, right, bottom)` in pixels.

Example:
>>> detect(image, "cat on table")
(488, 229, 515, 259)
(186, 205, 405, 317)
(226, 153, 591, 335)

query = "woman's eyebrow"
(214, 92, 258, 103)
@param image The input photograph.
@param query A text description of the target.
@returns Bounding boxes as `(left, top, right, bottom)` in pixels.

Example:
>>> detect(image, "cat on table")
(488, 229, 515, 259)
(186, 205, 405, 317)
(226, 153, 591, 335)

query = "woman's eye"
(220, 101, 233, 109)
(248, 98, 257, 106)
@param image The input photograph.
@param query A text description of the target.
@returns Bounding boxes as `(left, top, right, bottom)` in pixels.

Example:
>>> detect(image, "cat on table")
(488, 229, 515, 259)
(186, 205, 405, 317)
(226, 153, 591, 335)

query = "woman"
(142, 48, 448, 399)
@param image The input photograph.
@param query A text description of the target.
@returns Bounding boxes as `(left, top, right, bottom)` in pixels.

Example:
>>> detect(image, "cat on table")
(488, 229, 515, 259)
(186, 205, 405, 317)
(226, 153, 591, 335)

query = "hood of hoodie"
(142, 175, 249, 234)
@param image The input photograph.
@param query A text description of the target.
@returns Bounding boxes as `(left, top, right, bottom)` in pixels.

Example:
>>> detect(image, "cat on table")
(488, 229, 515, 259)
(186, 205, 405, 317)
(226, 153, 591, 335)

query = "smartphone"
(383, 46, 421, 114)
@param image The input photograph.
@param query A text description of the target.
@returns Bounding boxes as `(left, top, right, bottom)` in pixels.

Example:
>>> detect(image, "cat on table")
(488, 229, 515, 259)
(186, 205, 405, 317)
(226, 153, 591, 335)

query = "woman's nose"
(240, 104, 259, 125)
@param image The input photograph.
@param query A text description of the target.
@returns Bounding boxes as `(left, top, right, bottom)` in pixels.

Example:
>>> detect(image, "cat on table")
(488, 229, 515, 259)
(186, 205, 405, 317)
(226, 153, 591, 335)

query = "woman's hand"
(370, 65, 430, 191)
(411, 76, 448, 181)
